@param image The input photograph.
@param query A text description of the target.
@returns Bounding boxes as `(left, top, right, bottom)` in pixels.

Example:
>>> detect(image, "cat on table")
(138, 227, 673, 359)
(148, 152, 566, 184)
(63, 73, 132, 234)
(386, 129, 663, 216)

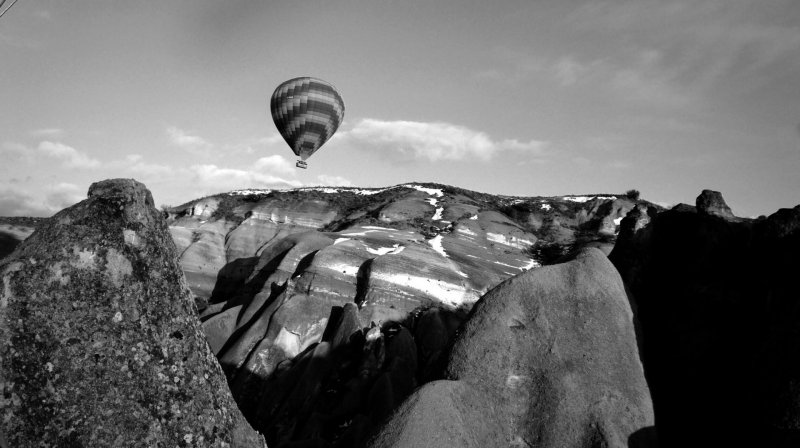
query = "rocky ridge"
(611, 190, 800, 447)
(165, 185, 642, 387)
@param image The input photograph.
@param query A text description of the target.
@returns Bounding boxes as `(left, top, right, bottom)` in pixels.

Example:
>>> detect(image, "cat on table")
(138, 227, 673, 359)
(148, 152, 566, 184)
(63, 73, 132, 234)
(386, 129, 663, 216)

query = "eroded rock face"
(369, 249, 655, 448)
(0, 179, 262, 447)
(610, 198, 800, 447)
(695, 189, 734, 219)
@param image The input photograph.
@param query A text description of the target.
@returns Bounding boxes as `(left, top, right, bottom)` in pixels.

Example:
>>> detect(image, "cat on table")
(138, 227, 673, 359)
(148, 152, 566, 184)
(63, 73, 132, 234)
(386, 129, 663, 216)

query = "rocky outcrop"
(695, 189, 734, 219)
(0, 179, 263, 447)
(368, 248, 655, 448)
(610, 192, 800, 447)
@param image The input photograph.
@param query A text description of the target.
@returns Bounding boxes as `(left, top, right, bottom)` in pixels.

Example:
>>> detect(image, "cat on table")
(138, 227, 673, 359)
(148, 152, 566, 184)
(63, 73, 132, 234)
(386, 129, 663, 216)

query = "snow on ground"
(371, 271, 478, 307)
(486, 232, 534, 249)
(230, 189, 272, 195)
(366, 244, 405, 256)
(469, 214, 478, 220)
(614, 216, 624, 226)
(432, 207, 444, 220)
(333, 238, 351, 245)
(457, 227, 477, 236)
(408, 184, 444, 197)
(540, 203, 552, 211)
(563, 195, 617, 203)
(520, 258, 540, 270)
(361, 226, 398, 231)
(428, 235, 448, 258)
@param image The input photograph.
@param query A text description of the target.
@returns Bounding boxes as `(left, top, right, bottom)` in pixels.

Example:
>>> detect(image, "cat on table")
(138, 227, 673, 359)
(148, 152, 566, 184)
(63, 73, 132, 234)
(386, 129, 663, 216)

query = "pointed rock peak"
(696, 189, 734, 219)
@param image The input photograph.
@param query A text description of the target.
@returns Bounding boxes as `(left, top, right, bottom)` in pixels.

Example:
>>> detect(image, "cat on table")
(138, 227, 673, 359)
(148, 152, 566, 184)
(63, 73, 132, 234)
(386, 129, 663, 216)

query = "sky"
(1, 0, 799, 218)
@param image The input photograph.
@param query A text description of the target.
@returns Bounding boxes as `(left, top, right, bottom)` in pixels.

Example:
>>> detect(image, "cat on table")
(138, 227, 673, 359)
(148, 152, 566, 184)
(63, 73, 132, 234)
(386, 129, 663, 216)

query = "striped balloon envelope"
(270, 77, 345, 168)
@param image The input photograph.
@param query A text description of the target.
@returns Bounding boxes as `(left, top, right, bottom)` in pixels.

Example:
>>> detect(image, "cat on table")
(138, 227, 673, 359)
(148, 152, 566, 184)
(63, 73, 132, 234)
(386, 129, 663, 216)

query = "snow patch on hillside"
(563, 195, 617, 203)
(428, 235, 448, 258)
(371, 271, 477, 307)
(408, 185, 444, 197)
(486, 232, 534, 249)
(366, 244, 405, 256)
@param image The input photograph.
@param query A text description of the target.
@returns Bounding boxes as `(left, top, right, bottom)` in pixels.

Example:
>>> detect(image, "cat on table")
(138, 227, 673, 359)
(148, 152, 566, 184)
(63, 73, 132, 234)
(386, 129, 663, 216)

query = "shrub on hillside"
(625, 189, 641, 201)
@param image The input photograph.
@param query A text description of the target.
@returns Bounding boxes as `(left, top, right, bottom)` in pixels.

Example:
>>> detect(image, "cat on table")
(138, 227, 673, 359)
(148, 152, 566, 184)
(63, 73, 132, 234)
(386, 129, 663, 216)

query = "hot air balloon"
(270, 77, 345, 169)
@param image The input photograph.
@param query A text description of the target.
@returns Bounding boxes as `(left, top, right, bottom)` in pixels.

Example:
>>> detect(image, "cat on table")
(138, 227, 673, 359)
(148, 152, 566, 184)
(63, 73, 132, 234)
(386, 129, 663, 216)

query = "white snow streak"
(366, 244, 405, 256)
(408, 185, 443, 197)
(428, 235, 448, 258)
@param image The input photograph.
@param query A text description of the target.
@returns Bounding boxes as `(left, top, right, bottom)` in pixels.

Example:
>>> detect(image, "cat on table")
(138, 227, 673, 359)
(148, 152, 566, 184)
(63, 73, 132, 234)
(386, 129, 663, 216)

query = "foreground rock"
(368, 248, 655, 448)
(611, 192, 800, 447)
(0, 179, 263, 447)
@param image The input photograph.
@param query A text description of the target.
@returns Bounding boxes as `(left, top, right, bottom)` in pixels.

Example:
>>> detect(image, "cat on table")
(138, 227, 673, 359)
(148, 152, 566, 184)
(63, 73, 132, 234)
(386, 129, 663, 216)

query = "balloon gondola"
(270, 77, 345, 169)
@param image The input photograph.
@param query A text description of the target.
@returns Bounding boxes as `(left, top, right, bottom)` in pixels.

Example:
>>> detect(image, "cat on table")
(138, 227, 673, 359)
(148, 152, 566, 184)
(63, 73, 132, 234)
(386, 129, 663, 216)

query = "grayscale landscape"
(1, 1, 799, 447)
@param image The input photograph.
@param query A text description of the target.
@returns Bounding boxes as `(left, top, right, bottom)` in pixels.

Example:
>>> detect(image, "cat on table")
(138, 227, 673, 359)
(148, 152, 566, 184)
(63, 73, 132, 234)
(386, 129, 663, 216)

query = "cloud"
(37, 141, 100, 169)
(44, 183, 84, 211)
(316, 175, 353, 187)
(188, 164, 302, 192)
(167, 126, 213, 155)
(0, 188, 50, 217)
(340, 119, 547, 162)
(253, 155, 295, 176)
(30, 128, 64, 137)
(0, 182, 84, 217)
(0, 142, 33, 163)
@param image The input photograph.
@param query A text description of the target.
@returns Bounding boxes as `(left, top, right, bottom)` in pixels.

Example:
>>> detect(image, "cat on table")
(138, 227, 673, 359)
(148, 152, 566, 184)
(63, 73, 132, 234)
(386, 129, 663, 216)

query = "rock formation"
(0, 179, 263, 447)
(167, 185, 643, 397)
(611, 191, 800, 447)
(368, 248, 655, 448)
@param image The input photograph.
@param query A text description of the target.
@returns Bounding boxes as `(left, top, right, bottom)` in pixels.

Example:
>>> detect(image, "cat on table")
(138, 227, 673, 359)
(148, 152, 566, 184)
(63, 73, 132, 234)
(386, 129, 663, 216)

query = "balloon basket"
(296, 160, 308, 169)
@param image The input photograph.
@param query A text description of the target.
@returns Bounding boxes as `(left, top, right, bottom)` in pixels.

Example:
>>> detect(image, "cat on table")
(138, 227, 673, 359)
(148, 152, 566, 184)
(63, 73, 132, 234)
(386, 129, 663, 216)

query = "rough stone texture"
(369, 249, 654, 448)
(611, 198, 800, 447)
(695, 189, 734, 219)
(0, 179, 263, 447)
(441, 248, 654, 448)
(366, 380, 499, 448)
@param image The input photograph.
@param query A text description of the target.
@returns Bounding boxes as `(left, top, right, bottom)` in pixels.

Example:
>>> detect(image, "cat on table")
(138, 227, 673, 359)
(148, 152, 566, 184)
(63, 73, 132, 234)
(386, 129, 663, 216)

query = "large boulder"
(610, 197, 800, 447)
(0, 179, 263, 447)
(369, 248, 655, 448)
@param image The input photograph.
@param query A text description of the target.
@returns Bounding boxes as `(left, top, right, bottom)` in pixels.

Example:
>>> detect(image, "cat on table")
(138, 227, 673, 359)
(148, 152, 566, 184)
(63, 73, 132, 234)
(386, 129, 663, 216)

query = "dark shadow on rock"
(223, 303, 469, 448)
(628, 426, 658, 448)
(210, 256, 260, 304)
(0, 232, 22, 260)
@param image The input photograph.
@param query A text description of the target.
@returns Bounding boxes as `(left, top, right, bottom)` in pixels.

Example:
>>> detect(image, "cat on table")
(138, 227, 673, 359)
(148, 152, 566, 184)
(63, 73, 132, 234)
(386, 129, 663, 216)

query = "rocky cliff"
(0, 179, 263, 447)
(611, 190, 800, 447)
(165, 185, 640, 392)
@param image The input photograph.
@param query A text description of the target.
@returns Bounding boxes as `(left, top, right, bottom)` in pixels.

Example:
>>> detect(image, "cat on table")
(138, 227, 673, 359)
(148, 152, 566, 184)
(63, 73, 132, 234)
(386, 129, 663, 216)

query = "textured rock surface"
(611, 193, 800, 447)
(695, 189, 734, 218)
(368, 248, 654, 448)
(0, 179, 263, 447)
(168, 185, 645, 389)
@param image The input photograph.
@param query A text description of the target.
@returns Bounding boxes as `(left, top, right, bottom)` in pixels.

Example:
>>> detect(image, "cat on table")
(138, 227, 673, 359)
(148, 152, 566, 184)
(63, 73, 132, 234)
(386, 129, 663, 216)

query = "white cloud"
(44, 182, 84, 211)
(316, 175, 353, 187)
(0, 182, 85, 217)
(188, 164, 302, 192)
(167, 126, 213, 155)
(30, 128, 64, 137)
(1, 142, 33, 163)
(37, 141, 100, 169)
(253, 155, 295, 175)
(340, 119, 547, 162)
